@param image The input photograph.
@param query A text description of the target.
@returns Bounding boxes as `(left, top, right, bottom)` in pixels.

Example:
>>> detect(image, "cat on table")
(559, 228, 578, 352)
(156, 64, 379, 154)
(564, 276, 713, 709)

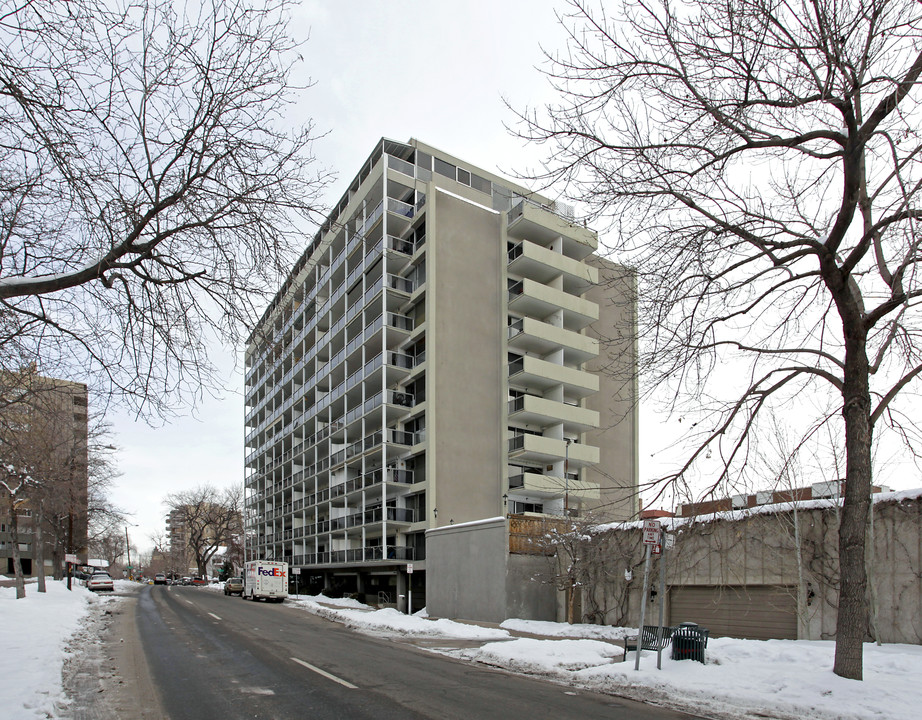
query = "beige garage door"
(669, 585, 797, 640)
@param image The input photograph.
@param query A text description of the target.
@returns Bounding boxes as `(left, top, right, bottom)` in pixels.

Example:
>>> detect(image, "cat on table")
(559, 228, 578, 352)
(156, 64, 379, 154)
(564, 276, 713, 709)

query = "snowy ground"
(0, 577, 132, 719)
(3, 578, 921, 719)
(279, 593, 922, 720)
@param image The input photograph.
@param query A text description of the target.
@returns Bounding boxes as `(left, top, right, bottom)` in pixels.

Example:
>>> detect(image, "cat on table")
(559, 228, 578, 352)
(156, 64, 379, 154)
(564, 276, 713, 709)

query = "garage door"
(669, 585, 797, 640)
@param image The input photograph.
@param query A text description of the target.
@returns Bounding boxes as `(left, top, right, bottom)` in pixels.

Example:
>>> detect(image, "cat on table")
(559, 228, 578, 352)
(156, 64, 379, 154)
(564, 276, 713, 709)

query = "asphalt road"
(133, 585, 701, 720)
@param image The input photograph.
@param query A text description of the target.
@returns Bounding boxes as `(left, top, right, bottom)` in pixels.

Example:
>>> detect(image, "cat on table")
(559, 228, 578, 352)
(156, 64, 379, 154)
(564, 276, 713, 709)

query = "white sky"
(105, 1, 920, 556)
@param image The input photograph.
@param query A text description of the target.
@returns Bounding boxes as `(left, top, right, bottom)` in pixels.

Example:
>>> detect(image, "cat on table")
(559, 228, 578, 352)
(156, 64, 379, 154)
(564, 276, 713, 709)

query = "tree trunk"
(51, 522, 63, 580)
(867, 497, 881, 645)
(833, 336, 873, 680)
(793, 504, 808, 636)
(567, 578, 576, 624)
(35, 503, 46, 593)
(8, 494, 26, 599)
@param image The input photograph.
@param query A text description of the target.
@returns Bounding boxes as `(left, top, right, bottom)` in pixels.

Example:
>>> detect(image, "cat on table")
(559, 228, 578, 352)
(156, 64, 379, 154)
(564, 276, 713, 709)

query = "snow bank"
(291, 596, 922, 720)
(0, 579, 97, 718)
(456, 635, 922, 720)
(289, 596, 509, 640)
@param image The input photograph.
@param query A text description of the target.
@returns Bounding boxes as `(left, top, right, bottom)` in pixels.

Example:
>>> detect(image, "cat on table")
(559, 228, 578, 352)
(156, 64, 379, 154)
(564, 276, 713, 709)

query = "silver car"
(86, 573, 114, 592)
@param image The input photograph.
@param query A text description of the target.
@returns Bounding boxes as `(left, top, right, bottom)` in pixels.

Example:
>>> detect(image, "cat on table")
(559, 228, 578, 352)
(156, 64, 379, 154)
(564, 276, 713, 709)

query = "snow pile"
(289, 596, 509, 640)
(501, 618, 631, 641)
(291, 595, 922, 720)
(0, 579, 97, 719)
(454, 635, 922, 720)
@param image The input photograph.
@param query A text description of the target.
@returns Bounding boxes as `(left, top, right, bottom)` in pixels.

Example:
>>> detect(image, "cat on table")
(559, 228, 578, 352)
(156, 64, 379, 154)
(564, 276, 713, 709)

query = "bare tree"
(87, 526, 126, 572)
(0, 0, 328, 416)
(517, 0, 922, 679)
(164, 484, 242, 578)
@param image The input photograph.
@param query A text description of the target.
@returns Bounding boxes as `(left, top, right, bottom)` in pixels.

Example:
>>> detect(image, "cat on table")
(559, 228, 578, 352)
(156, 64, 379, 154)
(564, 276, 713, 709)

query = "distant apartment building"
(166, 506, 242, 577)
(244, 138, 638, 618)
(0, 370, 89, 575)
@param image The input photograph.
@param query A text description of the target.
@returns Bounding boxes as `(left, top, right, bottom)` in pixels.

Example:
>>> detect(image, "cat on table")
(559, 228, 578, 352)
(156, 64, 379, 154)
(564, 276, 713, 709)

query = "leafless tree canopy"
(516, 0, 922, 680)
(164, 483, 242, 578)
(0, 0, 328, 416)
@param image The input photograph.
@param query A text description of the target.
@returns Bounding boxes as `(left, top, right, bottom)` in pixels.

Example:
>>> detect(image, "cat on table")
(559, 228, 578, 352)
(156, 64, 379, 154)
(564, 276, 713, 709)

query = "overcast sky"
(106, 1, 919, 558)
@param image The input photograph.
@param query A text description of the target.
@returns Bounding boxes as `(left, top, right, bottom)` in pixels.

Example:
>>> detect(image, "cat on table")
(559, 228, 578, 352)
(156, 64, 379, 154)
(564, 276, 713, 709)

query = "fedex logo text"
(257, 567, 286, 578)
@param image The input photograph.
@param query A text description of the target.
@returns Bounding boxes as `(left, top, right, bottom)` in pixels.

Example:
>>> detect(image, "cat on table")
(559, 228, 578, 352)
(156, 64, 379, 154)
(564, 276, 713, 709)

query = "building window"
(471, 173, 492, 195)
(434, 157, 455, 179)
(510, 500, 543, 514)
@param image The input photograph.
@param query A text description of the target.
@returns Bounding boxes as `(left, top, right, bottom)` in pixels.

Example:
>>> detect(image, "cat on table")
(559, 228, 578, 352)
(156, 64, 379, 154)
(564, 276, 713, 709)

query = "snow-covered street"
(2, 578, 920, 719)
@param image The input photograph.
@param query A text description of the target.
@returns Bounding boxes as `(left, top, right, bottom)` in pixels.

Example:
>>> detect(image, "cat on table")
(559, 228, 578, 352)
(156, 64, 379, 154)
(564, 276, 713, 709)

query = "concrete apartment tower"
(0, 370, 89, 576)
(244, 139, 638, 622)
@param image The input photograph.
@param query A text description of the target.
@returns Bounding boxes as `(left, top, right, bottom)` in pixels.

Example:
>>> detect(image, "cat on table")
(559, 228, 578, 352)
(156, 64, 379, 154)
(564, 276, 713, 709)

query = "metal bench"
(622, 625, 674, 660)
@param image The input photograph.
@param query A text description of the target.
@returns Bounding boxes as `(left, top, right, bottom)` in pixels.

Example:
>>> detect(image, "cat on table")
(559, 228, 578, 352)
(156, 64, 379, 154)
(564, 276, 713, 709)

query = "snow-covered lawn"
(0, 577, 132, 719)
(3, 580, 921, 719)
(281, 594, 922, 720)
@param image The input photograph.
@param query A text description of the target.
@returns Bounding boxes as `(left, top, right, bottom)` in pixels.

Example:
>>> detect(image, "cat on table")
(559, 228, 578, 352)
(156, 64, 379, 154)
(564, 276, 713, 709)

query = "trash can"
(671, 622, 709, 663)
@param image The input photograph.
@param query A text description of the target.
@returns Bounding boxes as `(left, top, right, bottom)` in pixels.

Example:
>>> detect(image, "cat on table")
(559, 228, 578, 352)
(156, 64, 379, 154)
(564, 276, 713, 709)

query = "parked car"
(86, 573, 114, 592)
(154, 573, 167, 585)
(223, 577, 244, 596)
(181, 577, 192, 586)
(192, 576, 208, 586)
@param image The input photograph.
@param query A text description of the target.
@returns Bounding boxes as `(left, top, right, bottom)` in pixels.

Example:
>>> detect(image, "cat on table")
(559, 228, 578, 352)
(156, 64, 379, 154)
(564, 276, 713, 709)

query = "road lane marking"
(290, 657, 357, 689)
(184, 600, 194, 605)
(208, 612, 222, 621)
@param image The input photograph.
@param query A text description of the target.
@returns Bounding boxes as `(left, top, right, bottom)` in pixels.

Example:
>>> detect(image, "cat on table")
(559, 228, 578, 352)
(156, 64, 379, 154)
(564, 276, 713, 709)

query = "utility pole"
(564, 438, 571, 515)
(125, 526, 132, 580)
(66, 512, 73, 591)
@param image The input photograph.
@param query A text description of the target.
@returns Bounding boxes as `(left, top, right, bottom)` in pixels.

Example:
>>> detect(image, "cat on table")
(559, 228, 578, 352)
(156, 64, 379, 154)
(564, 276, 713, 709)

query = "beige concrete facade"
(580, 492, 922, 643)
(0, 371, 89, 576)
(428, 191, 505, 526)
(244, 138, 638, 618)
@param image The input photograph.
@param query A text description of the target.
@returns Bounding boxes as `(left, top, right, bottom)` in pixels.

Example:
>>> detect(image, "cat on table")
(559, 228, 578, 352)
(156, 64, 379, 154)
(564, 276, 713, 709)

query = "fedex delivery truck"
(243, 560, 288, 602)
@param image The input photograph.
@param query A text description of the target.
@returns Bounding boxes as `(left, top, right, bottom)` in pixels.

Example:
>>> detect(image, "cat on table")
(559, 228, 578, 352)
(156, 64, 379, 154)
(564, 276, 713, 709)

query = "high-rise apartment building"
(0, 369, 89, 576)
(244, 139, 638, 618)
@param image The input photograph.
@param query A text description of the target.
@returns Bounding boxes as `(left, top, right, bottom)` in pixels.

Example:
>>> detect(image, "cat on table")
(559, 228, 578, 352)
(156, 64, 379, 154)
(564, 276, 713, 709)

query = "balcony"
(385, 235, 415, 273)
(386, 197, 417, 234)
(508, 355, 598, 399)
(506, 198, 597, 259)
(507, 434, 599, 467)
(295, 545, 416, 566)
(508, 279, 599, 330)
(508, 240, 597, 295)
(507, 317, 598, 364)
(508, 395, 599, 434)
(330, 507, 417, 532)
(508, 471, 600, 501)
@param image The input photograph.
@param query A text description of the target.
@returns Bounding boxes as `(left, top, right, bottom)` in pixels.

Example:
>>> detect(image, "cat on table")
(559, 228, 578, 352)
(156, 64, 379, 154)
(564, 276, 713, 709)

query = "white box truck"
(242, 560, 288, 602)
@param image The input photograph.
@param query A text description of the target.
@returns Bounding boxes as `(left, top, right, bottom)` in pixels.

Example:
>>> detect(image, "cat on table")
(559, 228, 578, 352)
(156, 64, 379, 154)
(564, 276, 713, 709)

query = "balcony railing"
(293, 545, 416, 566)
(387, 197, 415, 219)
(386, 235, 415, 256)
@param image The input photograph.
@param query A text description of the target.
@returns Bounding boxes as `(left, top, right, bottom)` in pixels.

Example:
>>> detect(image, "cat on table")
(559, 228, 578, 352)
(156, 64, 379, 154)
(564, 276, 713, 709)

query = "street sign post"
(656, 529, 667, 670)
(635, 520, 662, 671)
(407, 564, 413, 615)
(291, 567, 300, 599)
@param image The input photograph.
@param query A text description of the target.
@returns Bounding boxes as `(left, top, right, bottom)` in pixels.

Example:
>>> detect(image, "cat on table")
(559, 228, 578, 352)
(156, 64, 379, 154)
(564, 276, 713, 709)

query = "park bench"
(622, 625, 674, 660)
